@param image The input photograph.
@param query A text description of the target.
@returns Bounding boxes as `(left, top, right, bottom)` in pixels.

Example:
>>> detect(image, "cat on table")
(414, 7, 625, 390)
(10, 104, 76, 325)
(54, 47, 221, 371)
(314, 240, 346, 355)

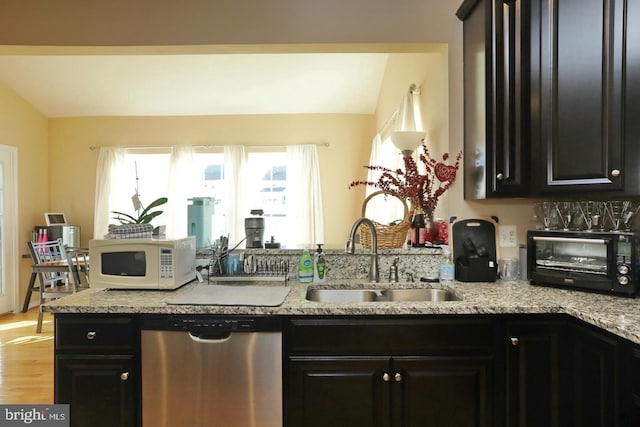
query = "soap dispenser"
(313, 244, 327, 283)
(299, 249, 314, 283)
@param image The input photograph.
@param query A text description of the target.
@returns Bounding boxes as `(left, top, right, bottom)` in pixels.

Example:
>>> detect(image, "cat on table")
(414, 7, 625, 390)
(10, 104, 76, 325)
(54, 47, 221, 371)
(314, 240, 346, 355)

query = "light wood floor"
(0, 309, 54, 403)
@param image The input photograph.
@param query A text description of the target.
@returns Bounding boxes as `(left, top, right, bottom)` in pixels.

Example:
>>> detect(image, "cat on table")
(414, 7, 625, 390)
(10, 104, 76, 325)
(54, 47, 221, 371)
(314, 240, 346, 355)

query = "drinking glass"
(555, 201, 573, 230)
(533, 202, 558, 230)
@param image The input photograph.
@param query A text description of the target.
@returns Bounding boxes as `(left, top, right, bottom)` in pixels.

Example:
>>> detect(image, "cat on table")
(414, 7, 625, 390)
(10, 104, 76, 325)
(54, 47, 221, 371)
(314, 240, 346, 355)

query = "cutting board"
(168, 285, 291, 307)
(451, 218, 498, 282)
(451, 218, 498, 261)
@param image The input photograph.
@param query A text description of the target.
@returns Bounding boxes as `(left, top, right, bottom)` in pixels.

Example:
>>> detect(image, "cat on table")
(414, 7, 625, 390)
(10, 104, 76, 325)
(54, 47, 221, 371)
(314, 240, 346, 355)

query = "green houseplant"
(111, 197, 168, 225)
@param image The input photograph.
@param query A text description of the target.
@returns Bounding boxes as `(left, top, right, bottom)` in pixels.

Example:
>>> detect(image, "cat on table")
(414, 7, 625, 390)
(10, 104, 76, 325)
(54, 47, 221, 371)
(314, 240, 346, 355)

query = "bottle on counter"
(298, 249, 314, 283)
(313, 244, 327, 284)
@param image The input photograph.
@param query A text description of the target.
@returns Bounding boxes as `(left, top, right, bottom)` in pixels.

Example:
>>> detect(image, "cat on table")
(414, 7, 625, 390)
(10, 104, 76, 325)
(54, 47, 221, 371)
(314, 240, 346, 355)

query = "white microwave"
(89, 237, 196, 290)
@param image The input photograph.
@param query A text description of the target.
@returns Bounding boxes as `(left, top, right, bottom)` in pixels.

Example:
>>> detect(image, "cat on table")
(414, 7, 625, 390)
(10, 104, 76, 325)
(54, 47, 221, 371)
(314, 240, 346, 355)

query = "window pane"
(247, 152, 287, 244)
(190, 153, 225, 244)
(113, 153, 170, 221)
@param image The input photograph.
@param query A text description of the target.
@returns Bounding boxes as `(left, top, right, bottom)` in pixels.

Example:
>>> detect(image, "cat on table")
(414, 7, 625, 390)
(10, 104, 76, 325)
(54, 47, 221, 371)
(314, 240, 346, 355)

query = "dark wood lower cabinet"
(288, 357, 391, 427)
(287, 356, 493, 427)
(54, 315, 139, 427)
(393, 357, 492, 427)
(56, 355, 136, 427)
(623, 344, 640, 426)
(506, 319, 571, 427)
(571, 324, 620, 427)
(284, 316, 497, 427)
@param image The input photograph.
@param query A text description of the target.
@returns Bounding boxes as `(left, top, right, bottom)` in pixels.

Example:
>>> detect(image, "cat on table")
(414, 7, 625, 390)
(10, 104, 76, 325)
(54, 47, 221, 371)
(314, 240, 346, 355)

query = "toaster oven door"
(528, 234, 616, 292)
(532, 236, 611, 275)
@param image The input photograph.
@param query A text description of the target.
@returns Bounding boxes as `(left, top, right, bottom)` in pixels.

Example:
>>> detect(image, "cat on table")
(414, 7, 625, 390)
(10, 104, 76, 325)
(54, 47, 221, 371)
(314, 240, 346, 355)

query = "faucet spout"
(345, 217, 379, 283)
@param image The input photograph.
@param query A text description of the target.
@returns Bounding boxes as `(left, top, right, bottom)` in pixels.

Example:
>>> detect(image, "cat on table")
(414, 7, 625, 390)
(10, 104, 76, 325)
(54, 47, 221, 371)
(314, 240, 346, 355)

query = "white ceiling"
(0, 53, 389, 118)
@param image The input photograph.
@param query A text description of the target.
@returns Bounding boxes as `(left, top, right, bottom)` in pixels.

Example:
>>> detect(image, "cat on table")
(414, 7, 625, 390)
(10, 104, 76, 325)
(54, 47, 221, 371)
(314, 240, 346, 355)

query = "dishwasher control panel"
(140, 315, 282, 334)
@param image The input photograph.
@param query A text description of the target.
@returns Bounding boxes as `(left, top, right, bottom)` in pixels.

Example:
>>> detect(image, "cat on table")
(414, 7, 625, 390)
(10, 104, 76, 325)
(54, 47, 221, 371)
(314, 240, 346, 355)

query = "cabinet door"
(622, 344, 640, 427)
(55, 355, 136, 427)
(533, 0, 627, 193)
(571, 325, 620, 427)
(286, 357, 390, 427)
(459, 0, 530, 199)
(392, 357, 494, 427)
(506, 320, 570, 427)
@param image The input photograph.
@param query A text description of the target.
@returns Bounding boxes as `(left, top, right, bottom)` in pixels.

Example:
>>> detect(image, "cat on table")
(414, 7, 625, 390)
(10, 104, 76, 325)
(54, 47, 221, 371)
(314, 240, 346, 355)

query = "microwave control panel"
(160, 248, 174, 279)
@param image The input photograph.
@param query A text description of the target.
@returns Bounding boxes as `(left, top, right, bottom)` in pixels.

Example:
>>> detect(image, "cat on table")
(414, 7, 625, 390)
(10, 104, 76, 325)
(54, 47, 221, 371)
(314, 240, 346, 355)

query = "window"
(246, 152, 287, 242)
(101, 147, 321, 248)
(112, 152, 170, 221)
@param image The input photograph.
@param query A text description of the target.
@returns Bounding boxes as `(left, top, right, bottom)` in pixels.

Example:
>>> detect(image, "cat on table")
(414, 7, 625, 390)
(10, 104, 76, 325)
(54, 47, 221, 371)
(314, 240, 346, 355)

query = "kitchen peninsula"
(47, 271, 640, 427)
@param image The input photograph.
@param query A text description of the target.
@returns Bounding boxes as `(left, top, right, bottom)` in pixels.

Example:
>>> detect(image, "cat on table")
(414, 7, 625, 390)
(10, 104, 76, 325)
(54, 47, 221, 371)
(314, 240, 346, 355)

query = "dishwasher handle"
(188, 331, 232, 343)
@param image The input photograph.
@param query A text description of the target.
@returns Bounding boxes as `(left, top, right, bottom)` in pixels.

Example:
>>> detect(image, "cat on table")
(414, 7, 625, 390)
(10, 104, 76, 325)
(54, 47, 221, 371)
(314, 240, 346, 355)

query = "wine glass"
(576, 200, 605, 231)
(555, 201, 573, 231)
(533, 202, 558, 230)
(604, 200, 639, 231)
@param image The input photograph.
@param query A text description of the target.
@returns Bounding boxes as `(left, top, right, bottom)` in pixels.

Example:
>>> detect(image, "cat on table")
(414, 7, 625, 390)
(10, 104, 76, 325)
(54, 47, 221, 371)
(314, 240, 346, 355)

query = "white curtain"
(363, 87, 424, 224)
(286, 144, 324, 246)
(93, 147, 125, 239)
(167, 146, 195, 238)
(223, 145, 247, 245)
(365, 134, 405, 225)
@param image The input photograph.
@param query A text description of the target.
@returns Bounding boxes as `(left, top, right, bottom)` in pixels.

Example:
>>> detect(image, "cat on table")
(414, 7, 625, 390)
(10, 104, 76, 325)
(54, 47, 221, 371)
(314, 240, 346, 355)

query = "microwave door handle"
(532, 236, 608, 245)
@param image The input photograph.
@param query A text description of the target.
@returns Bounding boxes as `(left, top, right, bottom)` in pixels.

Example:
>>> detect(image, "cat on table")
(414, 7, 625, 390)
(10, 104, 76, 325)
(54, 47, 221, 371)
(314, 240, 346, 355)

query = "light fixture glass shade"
(390, 131, 425, 153)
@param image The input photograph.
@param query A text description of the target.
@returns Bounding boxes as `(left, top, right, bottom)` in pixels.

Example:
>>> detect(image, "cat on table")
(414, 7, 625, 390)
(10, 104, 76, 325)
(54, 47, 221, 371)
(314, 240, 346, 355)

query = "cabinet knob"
(496, 173, 505, 181)
(394, 373, 402, 382)
(510, 337, 519, 346)
(86, 331, 97, 340)
(120, 372, 129, 381)
(611, 169, 621, 177)
(383, 372, 390, 382)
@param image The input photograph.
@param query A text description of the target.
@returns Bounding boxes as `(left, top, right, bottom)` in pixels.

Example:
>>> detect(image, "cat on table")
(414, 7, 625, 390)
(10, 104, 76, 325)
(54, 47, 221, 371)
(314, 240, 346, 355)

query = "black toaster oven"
(527, 230, 640, 297)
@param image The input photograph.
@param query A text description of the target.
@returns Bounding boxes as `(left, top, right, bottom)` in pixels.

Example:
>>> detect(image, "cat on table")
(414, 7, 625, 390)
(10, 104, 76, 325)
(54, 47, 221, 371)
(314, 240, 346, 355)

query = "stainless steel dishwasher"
(140, 315, 282, 427)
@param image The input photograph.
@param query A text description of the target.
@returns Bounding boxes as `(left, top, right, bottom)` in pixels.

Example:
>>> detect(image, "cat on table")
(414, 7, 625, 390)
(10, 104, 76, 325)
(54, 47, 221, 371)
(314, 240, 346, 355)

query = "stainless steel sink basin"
(379, 288, 460, 302)
(305, 287, 460, 303)
(305, 288, 379, 303)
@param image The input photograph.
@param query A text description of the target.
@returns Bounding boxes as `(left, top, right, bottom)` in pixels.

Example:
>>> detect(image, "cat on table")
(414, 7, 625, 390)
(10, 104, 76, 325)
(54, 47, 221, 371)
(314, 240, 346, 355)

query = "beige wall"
(0, 81, 49, 307)
(48, 114, 374, 247)
(371, 49, 452, 218)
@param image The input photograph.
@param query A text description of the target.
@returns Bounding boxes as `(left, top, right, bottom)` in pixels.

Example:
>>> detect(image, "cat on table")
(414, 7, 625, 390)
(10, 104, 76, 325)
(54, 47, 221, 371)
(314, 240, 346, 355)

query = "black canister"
(245, 210, 265, 248)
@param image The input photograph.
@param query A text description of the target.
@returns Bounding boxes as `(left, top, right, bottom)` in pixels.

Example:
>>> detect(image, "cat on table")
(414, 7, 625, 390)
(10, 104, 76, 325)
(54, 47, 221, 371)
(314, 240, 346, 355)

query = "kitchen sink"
(305, 288, 379, 303)
(379, 288, 460, 302)
(305, 287, 460, 303)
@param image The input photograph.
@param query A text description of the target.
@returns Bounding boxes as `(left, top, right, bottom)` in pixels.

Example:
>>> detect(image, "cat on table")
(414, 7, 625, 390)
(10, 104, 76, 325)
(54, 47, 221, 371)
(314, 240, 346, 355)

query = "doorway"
(0, 145, 18, 313)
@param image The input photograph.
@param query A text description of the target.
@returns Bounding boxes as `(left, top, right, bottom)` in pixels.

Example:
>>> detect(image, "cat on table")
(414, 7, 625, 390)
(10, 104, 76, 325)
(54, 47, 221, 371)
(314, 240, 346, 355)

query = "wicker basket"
(360, 191, 411, 249)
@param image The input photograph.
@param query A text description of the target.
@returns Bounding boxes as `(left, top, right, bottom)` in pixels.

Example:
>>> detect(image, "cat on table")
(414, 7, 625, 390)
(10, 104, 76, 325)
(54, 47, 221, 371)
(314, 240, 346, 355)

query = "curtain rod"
(89, 142, 330, 151)
(376, 83, 420, 136)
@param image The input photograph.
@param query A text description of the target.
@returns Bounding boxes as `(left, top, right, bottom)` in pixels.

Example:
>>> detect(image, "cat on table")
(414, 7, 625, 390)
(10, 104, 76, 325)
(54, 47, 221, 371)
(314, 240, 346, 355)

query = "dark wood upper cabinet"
(459, 0, 530, 199)
(459, 0, 640, 197)
(532, 0, 634, 194)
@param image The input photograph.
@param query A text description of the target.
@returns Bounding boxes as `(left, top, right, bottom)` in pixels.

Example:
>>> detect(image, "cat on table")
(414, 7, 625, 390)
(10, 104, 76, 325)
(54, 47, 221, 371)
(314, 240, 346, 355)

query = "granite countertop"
(45, 279, 640, 345)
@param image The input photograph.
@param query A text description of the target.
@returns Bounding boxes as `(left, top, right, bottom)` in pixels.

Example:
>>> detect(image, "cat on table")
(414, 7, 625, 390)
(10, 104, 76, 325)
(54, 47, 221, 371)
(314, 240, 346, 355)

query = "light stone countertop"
(45, 278, 640, 345)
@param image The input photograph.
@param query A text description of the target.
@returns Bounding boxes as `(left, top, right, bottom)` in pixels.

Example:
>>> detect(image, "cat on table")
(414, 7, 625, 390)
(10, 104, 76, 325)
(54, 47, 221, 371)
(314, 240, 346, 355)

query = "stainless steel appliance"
(140, 315, 282, 427)
(527, 230, 640, 296)
(245, 211, 265, 248)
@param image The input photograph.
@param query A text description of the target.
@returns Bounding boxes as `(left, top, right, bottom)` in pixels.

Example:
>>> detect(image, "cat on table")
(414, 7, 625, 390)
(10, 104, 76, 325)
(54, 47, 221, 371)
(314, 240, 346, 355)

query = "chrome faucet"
(345, 217, 379, 283)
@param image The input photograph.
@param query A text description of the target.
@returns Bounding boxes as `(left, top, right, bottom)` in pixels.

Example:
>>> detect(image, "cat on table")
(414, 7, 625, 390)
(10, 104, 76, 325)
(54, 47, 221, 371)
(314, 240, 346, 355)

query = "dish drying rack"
(208, 237, 289, 283)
